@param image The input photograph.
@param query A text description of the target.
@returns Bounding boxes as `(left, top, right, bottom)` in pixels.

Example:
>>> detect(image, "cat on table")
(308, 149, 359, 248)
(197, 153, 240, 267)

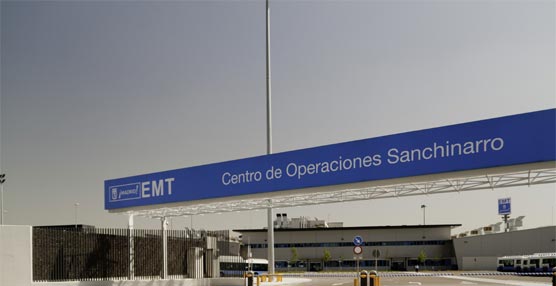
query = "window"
(499, 259, 514, 267)
(324, 261, 339, 267)
(542, 258, 556, 267)
(341, 260, 356, 267)
(248, 239, 450, 249)
(361, 260, 390, 267)
(530, 259, 540, 267)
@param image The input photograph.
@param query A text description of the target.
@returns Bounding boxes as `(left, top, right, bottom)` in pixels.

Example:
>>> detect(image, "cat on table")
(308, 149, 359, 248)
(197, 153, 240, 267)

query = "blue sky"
(1, 0, 554, 233)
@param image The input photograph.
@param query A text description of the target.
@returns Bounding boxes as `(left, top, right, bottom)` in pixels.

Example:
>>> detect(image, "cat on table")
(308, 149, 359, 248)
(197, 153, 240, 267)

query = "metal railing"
(32, 226, 237, 282)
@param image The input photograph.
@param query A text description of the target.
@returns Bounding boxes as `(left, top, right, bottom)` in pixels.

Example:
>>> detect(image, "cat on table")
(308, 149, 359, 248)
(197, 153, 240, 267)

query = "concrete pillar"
(188, 247, 204, 278)
(205, 237, 220, 278)
(267, 200, 275, 274)
(128, 214, 135, 280)
(161, 217, 168, 279)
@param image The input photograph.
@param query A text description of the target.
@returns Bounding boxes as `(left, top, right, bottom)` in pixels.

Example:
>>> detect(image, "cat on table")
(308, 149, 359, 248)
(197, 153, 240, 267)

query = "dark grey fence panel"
(133, 228, 162, 279)
(168, 229, 187, 277)
(33, 227, 129, 281)
(32, 226, 241, 282)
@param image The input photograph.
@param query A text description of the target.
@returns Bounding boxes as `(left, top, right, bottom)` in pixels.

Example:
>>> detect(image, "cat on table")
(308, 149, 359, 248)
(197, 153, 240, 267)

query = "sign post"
(353, 236, 364, 274)
(498, 198, 511, 232)
(372, 249, 381, 271)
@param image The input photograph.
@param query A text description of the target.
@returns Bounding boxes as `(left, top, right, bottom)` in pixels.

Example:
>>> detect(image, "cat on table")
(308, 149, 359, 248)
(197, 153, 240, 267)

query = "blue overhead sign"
(105, 109, 556, 210)
(498, 197, 511, 215)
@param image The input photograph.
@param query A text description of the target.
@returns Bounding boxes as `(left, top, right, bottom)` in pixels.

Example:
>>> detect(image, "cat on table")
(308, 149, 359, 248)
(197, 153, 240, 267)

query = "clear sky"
(1, 0, 554, 234)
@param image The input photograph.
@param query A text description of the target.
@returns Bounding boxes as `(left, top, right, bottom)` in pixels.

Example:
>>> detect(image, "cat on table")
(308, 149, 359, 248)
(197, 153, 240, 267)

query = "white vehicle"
(526, 252, 556, 272)
(247, 258, 270, 274)
(496, 255, 528, 272)
(219, 255, 269, 277)
(497, 252, 556, 272)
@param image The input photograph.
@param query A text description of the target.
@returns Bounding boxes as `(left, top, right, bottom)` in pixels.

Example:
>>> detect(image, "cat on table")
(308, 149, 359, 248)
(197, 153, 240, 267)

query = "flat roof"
(234, 224, 462, 233)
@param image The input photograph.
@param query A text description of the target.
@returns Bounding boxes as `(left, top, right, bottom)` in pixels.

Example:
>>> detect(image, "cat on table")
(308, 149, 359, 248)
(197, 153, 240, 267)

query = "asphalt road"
(278, 275, 552, 286)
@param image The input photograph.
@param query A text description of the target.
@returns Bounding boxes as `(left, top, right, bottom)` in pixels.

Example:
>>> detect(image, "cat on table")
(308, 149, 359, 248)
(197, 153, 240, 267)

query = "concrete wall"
(453, 225, 556, 270)
(1, 225, 33, 286)
(460, 257, 498, 271)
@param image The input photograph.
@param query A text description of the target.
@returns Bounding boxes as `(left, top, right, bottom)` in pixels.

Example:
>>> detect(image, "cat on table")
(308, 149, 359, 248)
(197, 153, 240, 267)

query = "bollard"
(360, 270, 369, 286)
(552, 267, 556, 286)
(369, 270, 379, 286)
(354, 278, 359, 286)
(245, 271, 255, 286)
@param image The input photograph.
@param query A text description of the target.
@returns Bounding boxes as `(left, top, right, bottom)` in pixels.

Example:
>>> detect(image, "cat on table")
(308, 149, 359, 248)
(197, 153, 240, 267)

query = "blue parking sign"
(498, 198, 511, 215)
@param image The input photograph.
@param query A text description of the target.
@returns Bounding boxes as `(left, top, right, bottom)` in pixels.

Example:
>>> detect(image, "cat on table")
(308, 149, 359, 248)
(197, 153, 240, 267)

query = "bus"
(247, 258, 270, 275)
(526, 253, 556, 272)
(497, 253, 556, 273)
(219, 255, 269, 277)
(496, 255, 528, 272)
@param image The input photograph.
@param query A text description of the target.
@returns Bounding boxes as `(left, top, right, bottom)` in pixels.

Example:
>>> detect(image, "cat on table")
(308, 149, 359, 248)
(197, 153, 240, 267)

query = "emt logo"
(109, 178, 175, 202)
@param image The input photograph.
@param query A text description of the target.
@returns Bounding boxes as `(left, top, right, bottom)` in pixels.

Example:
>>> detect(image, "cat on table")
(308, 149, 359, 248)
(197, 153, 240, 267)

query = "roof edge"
(234, 224, 462, 233)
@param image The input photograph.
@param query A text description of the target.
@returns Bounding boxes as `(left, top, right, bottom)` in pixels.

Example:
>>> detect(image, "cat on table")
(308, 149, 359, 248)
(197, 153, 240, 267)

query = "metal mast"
(265, 0, 275, 275)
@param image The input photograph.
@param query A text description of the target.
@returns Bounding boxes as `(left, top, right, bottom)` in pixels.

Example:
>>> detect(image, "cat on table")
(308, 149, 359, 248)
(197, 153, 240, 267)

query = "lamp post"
(0, 174, 5, 225)
(421, 204, 426, 225)
(74, 202, 80, 228)
(265, 0, 275, 275)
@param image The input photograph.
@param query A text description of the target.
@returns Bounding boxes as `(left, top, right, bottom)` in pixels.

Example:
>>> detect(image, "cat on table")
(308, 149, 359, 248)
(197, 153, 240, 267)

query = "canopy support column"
(267, 200, 274, 274)
(128, 214, 135, 280)
(161, 216, 168, 279)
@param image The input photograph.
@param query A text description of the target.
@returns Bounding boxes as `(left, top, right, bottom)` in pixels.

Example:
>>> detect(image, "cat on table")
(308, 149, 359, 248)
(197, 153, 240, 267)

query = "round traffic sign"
(353, 235, 364, 246)
(353, 246, 363, 255)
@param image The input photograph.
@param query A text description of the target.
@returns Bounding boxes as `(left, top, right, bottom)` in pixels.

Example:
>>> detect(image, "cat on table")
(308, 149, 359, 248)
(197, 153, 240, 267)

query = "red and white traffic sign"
(353, 245, 363, 255)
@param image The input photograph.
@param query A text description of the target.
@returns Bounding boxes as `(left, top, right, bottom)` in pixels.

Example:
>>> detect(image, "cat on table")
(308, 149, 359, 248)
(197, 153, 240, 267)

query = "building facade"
(453, 225, 556, 270)
(237, 224, 460, 271)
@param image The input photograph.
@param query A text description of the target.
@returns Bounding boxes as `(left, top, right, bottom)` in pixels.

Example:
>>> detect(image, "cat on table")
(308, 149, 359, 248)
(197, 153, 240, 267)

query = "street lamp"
(421, 204, 426, 225)
(74, 202, 80, 228)
(0, 174, 5, 225)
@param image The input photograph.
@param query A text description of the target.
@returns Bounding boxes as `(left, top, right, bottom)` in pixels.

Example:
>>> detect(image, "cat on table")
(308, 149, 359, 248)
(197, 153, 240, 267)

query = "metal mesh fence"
(133, 228, 162, 279)
(33, 227, 129, 281)
(32, 226, 240, 282)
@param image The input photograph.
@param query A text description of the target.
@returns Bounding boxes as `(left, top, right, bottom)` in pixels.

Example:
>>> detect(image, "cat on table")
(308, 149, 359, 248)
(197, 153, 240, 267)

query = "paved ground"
(246, 273, 553, 286)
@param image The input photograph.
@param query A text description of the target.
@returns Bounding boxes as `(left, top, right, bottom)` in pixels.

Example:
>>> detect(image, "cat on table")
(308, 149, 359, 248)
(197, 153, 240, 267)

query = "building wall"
(460, 257, 498, 271)
(453, 225, 556, 270)
(241, 225, 456, 270)
(0, 225, 33, 286)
